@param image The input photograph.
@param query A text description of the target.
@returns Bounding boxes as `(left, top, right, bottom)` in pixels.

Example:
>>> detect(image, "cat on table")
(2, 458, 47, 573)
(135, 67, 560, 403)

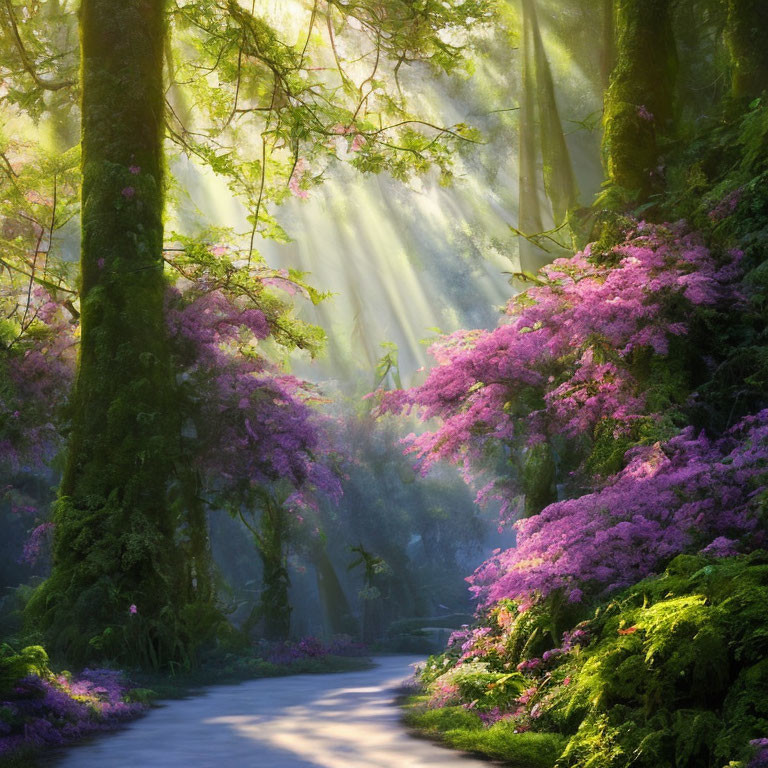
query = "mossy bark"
(27, 0, 186, 667)
(522, 441, 556, 517)
(602, 0, 677, 204)
(725, 0, 768, 101)
(599, 0, 616, 93)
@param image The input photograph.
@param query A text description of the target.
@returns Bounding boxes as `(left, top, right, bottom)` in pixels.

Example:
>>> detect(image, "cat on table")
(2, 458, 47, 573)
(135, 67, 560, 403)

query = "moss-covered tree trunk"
(28, 0, 185, 667)
(725, 0, 768, 101)
(599, 0, 616, 93)
(522, 441, 556, 516)
(602, 0, 677, 204)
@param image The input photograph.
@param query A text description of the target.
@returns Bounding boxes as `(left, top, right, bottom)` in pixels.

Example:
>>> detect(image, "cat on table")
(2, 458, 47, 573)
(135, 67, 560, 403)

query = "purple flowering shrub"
(374, 222, 741, 516)
(468, 410, 768, 610)
(0, 286, 75, 474)
(0, 646, 144, 761)
(751, 739, 768, 768)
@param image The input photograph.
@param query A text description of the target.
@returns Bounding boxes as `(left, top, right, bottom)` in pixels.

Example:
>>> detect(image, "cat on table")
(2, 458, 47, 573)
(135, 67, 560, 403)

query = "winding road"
(53, 656, 488, 767)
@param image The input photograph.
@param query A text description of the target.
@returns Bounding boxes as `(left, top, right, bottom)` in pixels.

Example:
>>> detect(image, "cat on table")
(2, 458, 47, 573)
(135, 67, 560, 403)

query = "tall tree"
(27, 0, 187, 667)
(12, 0, 488, 666)
(601, 0, 677, 205)
(725, 0, 768, 101)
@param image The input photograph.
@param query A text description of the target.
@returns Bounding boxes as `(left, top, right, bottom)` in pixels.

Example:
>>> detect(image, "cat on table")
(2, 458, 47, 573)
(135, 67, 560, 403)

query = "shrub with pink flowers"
(468, 410, 768, 610)
(167, 283, 343, 509)
(375, 221, 742, 517)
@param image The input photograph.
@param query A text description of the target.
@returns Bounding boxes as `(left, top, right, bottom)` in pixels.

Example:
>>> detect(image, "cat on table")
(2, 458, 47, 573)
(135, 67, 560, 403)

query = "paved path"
(53, 656, 489, 767)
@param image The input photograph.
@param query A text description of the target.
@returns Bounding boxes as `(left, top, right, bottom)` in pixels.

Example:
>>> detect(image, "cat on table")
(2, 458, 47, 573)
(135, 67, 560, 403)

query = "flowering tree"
(166, 266, 343, 640)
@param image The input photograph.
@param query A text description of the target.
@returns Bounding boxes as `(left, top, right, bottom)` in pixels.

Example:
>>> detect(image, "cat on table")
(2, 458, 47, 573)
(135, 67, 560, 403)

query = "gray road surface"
(52, 655, 489, 767)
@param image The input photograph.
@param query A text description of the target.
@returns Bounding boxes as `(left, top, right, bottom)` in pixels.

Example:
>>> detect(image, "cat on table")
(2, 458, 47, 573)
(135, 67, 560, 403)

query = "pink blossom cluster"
(468, 411, 768, 609)
(709, 187, 743, 222)
(375, 224, 741, 498)
(19, 521, 54, 566)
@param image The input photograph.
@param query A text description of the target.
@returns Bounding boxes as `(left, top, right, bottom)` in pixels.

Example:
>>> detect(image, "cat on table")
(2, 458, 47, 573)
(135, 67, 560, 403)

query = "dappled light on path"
(53, 657, 490, 767)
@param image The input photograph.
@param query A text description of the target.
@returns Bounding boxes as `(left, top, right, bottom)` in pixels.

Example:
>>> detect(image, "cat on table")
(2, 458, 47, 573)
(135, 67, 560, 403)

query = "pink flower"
(121, 187, 135, 199)
(129, 604, 137, 615)
(637, 105, 654, 122)
(129, 165, 141, 175)
(288, 158, 309, 199)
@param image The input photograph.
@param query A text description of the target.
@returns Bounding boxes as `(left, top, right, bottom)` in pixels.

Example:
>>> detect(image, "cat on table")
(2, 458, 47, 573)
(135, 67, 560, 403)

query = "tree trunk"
(258, 497, 291, 641)
(602, 0, 677, 204)
(313, 544, 357, 637)
(517, 0, 546, 273)
(28, 0, 184, 667)
(599, 0, 616, 93)
(528, 0, 578, 225)
(522, 441, 556, 517)
(725, 0, 768, 101)
(184, 471, 214, 604)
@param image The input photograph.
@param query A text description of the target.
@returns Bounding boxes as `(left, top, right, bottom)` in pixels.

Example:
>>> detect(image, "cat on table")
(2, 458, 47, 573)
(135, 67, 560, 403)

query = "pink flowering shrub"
(375, 222, 741, 516)
(468, 410, 768, 609)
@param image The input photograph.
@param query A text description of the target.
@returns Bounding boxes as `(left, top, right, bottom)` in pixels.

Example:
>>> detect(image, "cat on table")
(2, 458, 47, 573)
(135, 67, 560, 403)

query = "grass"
(403, 695, 567, 768)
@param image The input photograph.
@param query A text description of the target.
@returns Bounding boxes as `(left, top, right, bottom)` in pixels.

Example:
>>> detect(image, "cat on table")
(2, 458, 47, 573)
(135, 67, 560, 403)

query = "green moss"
(404, 701, 484, 733)
(445, 726, 566, 767)
(600, 0, 677, 206)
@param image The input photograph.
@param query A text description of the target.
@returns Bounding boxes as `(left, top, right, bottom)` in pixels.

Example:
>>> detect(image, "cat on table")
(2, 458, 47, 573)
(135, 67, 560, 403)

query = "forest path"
(52, 655, 490, 767)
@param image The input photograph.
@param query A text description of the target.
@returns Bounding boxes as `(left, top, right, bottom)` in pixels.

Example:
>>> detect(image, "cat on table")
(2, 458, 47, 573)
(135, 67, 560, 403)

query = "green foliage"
(410, 556, 768, 768)
(550, 555, 768, 767)
(0, 644, 50, 694)
(453, 669, 527, 710)
(404, 699, 484, 732)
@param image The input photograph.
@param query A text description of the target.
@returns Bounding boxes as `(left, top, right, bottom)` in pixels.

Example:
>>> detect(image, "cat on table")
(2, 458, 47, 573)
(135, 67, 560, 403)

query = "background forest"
(0, 0, 767, 767)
